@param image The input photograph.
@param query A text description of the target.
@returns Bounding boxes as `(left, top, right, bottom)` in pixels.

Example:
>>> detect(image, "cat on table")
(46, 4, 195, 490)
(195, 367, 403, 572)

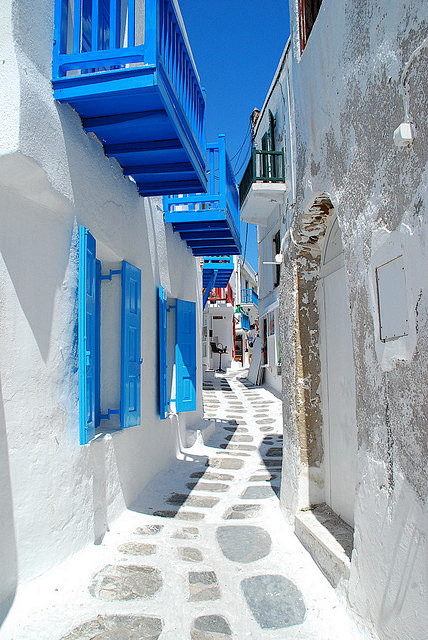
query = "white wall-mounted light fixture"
(263, 254, 283, 265)
(393, 122, 414, 147)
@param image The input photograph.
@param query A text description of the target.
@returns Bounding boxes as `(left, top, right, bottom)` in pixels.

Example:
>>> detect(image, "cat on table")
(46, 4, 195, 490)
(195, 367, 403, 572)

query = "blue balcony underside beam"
(83, 110, 168, 130)
(192, 248, 236, 257)
(139, 181, 202, 197)
(123, 162, 194, 174)
(179, 230, 233, 240)
(186, 240, 237, 249)
(104, 139, 183, 154)
(203, 270, 218, 309)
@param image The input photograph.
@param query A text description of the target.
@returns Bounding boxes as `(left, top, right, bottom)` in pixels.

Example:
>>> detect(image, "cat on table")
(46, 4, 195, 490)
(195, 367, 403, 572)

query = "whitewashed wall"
(0, 0, 203, 621)
(278, 1, 428, 638)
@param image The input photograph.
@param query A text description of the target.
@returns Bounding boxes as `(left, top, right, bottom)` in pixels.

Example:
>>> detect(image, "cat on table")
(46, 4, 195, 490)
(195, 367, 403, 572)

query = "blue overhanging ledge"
(163, 135, 241, 256)
(52, 0, 206, 196)
(203, 256, 234, 288)
(202, 256, 234, 308)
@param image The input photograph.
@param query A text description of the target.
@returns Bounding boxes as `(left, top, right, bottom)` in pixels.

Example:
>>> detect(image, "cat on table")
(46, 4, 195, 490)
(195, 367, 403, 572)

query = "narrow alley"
(1, 372, 364, 640)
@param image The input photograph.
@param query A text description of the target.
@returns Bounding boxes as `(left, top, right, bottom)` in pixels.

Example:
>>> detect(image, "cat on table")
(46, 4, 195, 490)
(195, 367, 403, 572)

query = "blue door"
(158, 286, 168, 419)
(121, 261, 142, 428)
(176, 299, 196, 412)
(79, 226, 99, 444)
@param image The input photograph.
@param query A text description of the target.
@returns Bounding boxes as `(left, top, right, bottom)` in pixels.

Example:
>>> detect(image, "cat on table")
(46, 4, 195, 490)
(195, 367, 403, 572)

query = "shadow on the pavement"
(258, 435, 283, 498)
(128, 419, 240, 519)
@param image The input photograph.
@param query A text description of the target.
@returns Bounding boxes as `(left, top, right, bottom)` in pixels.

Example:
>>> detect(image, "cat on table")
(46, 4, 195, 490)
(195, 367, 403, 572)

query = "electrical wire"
(233, 145, 251, 178)
(230, 122, 251, 163)
(242, 222, 249, 265)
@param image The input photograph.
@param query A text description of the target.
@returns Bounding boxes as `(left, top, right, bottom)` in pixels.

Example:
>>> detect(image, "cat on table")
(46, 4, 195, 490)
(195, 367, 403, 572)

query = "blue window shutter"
(158, 287, 168, 419)
(95, 259, 101, 427)
(176, 299, 197, 413)
(121, 261, 142, 428)
(78, 226, 98, 444)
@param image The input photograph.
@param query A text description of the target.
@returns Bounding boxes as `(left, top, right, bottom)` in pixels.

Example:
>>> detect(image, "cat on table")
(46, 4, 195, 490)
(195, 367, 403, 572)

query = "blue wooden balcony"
(163, 135, 241, 256)
(52, 0, 206, 196)
(202, 256, 234, 308)
(241, 288, 258, 307)
(203, 256, 234, 288)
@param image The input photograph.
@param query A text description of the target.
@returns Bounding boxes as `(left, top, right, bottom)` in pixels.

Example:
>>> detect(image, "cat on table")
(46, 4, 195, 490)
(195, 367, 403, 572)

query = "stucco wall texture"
(0, 0, 203, 620)
(275, 1, 428, 639)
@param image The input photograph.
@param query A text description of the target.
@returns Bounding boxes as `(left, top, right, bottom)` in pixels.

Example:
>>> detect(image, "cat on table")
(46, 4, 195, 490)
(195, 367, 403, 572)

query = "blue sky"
(178, 0, 290, 271)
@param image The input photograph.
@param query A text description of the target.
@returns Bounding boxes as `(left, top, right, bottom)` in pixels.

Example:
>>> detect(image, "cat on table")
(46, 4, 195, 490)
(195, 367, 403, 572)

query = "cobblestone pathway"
(2, 372, 363, 640)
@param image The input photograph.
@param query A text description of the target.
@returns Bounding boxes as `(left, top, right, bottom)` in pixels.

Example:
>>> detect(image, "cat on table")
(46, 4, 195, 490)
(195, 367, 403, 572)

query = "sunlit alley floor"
(1, 370, 366, 640)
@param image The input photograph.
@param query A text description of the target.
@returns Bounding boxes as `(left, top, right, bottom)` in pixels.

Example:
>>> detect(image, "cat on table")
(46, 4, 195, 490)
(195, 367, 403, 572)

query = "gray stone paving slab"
(134, 525, 163, 536)
(216, 526, 272, 563)
(207, 458, 244, 470)
(260, 426, 274, 432)
(186, 482, 229, 492)
(176, 512, 205, 521)
(241, 575, 306, 629)
(171, 527, 199, 540)
(118, 542, 156, 556)
(223, 504, 261, 520)
(167, 493, 219, 508)
(89, 565, 162, 601)
(152, 510, 177, 518)
(241, 486, 276, 500)
(60, 615, 163, 640)
(191, 615, 232, 640)
(263, 459, 282, 468)
(190, 471, 234, 481)
(178, 547, 203, 562)
(249, 473, 277, 482)
(266, 447, 283, 457)
(225, 434, 253, 442)
(188, 571, 221, 601)
(216, 450, 250, 457)
(219, 443, 257, 451)
(257, 419, 274, 424)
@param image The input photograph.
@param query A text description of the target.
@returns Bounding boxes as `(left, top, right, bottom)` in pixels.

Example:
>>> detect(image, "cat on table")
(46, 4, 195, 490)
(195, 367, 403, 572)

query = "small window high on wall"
(300, 0, 323, 51)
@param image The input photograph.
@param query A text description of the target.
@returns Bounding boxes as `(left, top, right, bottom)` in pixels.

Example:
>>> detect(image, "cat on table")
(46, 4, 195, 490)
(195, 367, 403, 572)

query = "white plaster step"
(294, 503, 353, 588)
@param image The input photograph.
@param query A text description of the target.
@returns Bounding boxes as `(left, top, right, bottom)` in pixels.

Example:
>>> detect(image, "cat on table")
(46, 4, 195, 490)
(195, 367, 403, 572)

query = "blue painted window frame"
(158, 286, 168, 419)
(121, 261, 142, 429)
(78, 227, 142, 443)
(78, 226, 100, 445)
(175, 299, 197, 413)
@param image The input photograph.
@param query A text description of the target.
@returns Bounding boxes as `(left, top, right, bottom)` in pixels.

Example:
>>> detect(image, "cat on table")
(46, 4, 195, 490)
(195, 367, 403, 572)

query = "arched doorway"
(319, 217, 357, 527)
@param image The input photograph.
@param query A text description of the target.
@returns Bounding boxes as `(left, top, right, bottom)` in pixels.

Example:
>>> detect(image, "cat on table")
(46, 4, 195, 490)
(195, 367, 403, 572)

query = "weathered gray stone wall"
(279, 1, 428, 638)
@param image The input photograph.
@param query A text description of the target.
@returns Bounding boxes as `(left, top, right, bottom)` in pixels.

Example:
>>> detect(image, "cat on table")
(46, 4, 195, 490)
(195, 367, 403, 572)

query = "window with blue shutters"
(121, 262, 142, 429)
(78, 226, 99, 445)
(78, 227, 142, 443)
(176, 299, 197, 413)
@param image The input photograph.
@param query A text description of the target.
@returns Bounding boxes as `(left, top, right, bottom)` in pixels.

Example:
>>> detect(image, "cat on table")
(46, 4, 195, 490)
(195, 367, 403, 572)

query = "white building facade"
(0, 0, 213, 624)
(202, 256, 258, 371)
(240, 1, 428, 639)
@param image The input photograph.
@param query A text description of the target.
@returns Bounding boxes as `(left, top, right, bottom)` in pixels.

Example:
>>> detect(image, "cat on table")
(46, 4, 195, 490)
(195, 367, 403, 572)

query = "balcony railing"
(52, 0, 206, 196)
(239, 148, 285, 207)
(208, 285, 234, 305)
(241, 288, 258, 306)
(164, 135, 241, 256)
